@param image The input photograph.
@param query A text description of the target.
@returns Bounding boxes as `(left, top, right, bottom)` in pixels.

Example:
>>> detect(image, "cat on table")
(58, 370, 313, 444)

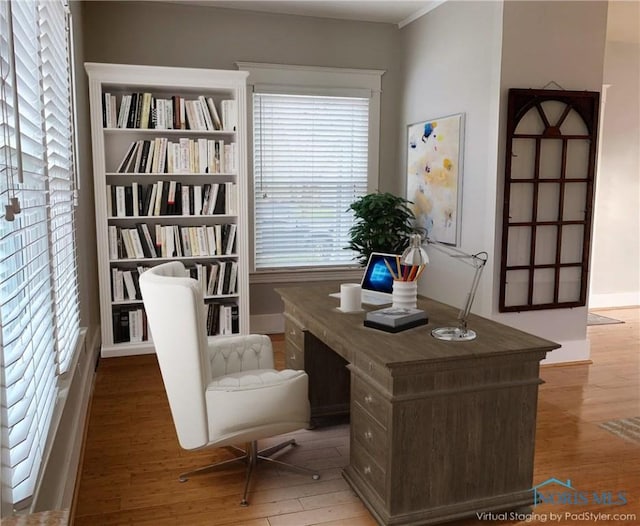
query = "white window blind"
(39, 0, 79, 375)
(0, 0, 79, 509)
(253, 93, 368, 270)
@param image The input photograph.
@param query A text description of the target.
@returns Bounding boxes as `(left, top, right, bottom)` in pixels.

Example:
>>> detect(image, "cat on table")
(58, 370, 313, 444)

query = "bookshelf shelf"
(109, 254, 238, 263)
(107, 215, 237, 221)
(106, 172, 237, 177)
(86, 62, 250, 357)
(112, 293, 239, 306)
(104, 128, 236, 136)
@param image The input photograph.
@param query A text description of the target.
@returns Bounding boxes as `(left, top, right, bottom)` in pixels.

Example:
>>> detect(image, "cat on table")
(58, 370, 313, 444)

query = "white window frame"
(237, 62, 384, 283)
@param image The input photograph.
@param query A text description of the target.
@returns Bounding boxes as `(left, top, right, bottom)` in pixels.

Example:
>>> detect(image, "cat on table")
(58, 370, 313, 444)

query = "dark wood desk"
(277, 283, 560, 526)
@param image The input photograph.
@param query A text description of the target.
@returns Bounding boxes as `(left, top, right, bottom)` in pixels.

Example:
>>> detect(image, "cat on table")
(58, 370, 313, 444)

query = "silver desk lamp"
(402, 234, 488, 341)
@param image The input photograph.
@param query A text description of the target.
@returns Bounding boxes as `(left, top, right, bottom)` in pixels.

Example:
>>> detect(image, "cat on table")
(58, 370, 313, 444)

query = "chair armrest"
(207, 334, 275, 377)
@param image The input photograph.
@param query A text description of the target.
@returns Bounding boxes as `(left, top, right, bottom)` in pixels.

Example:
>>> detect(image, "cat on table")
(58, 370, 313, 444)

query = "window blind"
(39, 0, 79, 375)
(253, 93, 368, 270)
(0, 0, 79, 509)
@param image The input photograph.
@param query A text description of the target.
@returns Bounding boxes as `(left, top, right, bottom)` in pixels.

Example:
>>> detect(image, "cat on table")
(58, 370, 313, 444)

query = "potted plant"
(347, 192, 417, 266)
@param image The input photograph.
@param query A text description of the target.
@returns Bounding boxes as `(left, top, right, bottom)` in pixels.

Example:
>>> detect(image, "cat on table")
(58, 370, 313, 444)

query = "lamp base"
(431, 326, 477, 341)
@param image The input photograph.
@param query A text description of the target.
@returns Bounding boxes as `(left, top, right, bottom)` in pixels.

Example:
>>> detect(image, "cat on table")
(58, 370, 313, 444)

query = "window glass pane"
(253, 93, 368, 269)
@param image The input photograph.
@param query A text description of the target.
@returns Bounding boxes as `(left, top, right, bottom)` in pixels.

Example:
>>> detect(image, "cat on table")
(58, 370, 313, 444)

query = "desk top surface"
(277, 283, 560, 369)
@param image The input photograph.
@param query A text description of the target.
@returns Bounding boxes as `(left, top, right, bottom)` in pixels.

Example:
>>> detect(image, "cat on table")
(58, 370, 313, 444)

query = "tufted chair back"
(139, 262, 211, 450)
(208, 335, 274, 378)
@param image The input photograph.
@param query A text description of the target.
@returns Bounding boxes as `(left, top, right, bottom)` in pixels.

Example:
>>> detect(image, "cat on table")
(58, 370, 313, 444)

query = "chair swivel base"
(178, 438, 320, 506)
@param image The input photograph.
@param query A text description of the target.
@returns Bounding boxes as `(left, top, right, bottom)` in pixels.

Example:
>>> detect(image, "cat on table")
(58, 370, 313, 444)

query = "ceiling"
(168, 1, 639, 39)
(175, 0, 442, 27)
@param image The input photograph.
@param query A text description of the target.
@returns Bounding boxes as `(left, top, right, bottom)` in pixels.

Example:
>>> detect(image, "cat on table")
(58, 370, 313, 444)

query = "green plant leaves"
(346, 192, 417, 266)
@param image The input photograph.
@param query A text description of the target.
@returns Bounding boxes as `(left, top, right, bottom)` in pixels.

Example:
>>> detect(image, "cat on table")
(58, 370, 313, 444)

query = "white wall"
(399, 0, 504, 318)
(590, 10, 640, 308)
(495, 0, 608, 363)
(399, 0, 608, 364)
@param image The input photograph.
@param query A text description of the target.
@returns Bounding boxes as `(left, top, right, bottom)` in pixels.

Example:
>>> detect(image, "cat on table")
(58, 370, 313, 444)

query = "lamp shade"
(401, 233, 429, 266)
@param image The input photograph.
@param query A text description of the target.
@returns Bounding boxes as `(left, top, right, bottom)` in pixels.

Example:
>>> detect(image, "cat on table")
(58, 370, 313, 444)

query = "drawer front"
(284, 315, 305, 350)
(285, 341, 305, 370)
(352, 376, 390, 429)
(354, 354, 391, 390)
(351, 404, 388, 465)
(351, 440, 386, 500)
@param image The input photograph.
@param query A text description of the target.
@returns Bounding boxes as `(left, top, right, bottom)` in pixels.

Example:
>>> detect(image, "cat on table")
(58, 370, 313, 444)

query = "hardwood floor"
(73, 309, 640, 525)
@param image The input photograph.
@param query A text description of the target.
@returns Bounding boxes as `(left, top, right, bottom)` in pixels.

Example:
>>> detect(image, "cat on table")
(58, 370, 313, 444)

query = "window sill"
(250, 267, 364, 284)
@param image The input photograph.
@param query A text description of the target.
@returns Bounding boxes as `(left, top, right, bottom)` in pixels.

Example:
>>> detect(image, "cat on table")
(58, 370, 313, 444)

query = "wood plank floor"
(73, 308, 640, 525)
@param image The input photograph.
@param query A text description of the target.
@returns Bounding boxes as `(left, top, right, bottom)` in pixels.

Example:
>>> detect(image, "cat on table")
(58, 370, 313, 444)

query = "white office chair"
(139, 261, 319, 506)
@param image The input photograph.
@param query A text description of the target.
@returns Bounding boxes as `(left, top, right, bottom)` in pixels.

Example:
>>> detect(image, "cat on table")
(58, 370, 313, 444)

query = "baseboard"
(541, 359, 593, 368)
(250, 313, 284, 334)
(589, 291, 640, 309)
(32, 327, 100, 512)
(541, 338, 590, 365)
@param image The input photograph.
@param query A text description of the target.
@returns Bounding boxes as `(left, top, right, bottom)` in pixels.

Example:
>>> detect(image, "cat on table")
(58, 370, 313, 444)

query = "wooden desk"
(277, 283, 560, 526)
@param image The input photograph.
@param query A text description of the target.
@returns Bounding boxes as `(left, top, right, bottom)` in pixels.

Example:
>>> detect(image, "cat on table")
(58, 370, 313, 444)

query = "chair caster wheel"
(240, 499, 248, 507)
(312, 474, 320, 480)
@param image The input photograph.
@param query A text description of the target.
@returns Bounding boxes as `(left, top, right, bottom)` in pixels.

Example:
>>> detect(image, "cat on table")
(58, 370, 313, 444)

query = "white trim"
(236, 62, 384, 92)
(541, 338, 590, 365)
(250, 267, 363, 284)
(589, 291, 640, 309)
(250, 313, 284, 335)
(31, 328, 97, 511)
(253, 84, 372, 98)
(239, 62, 383, 272)
(398, 0, 448, 29)
(84, 62, 248, 90)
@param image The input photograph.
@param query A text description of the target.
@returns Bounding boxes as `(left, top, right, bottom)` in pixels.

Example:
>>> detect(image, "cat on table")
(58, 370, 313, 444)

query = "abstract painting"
(406, 113, 464, 245)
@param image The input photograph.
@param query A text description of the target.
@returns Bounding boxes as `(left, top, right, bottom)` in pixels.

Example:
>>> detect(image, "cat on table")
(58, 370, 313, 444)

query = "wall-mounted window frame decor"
(406, 113, 464, 246)
(499, 88, 600, 312)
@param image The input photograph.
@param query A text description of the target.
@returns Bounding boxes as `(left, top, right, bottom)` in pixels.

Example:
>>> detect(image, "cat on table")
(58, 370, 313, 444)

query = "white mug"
(340, 283, 362, 312)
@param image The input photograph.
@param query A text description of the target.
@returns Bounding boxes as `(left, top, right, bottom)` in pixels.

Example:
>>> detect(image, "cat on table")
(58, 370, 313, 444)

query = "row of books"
(108, 223, 237, 260)
(107, 182, 236, 217)
(206, 303, 239, 336)
(113, 307, 148, 343)
(111, 261, 238, 302)
(103, 92, 237, 131)
(189, 261, 239, 297)
(112, 267, 145, 302)
(115, 138, 237, 175)
(112, 302, 238, 343)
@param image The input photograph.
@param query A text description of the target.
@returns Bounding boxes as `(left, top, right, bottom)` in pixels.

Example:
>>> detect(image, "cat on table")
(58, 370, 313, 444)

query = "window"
(0, 0, 79, 509)
(238, 62, 383, 275)
(254, 93, 369, 269)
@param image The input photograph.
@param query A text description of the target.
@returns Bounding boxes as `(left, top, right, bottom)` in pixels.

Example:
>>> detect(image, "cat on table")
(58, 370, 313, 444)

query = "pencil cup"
(392, 280, 417, 309)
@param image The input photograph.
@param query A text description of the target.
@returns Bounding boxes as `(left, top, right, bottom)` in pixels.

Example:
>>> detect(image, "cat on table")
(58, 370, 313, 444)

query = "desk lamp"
(402, 234, 488, 341)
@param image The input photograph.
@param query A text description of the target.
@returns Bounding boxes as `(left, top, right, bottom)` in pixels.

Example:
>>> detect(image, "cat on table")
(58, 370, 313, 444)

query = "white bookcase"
(85, 63, 250, 358)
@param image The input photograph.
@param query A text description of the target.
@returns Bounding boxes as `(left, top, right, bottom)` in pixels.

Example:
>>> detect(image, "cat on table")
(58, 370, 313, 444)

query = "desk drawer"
(352, 404, 388, 465)
(351, 440, 386, 499)
(352, 376, 390, 429)
(284, 315, 305, 350)
(285, 341, 305, 370)
(355, 355, 390, 390)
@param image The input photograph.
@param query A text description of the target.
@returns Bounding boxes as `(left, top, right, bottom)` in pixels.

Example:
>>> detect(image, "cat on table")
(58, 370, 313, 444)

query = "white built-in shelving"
(85, 63, 249, 358)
